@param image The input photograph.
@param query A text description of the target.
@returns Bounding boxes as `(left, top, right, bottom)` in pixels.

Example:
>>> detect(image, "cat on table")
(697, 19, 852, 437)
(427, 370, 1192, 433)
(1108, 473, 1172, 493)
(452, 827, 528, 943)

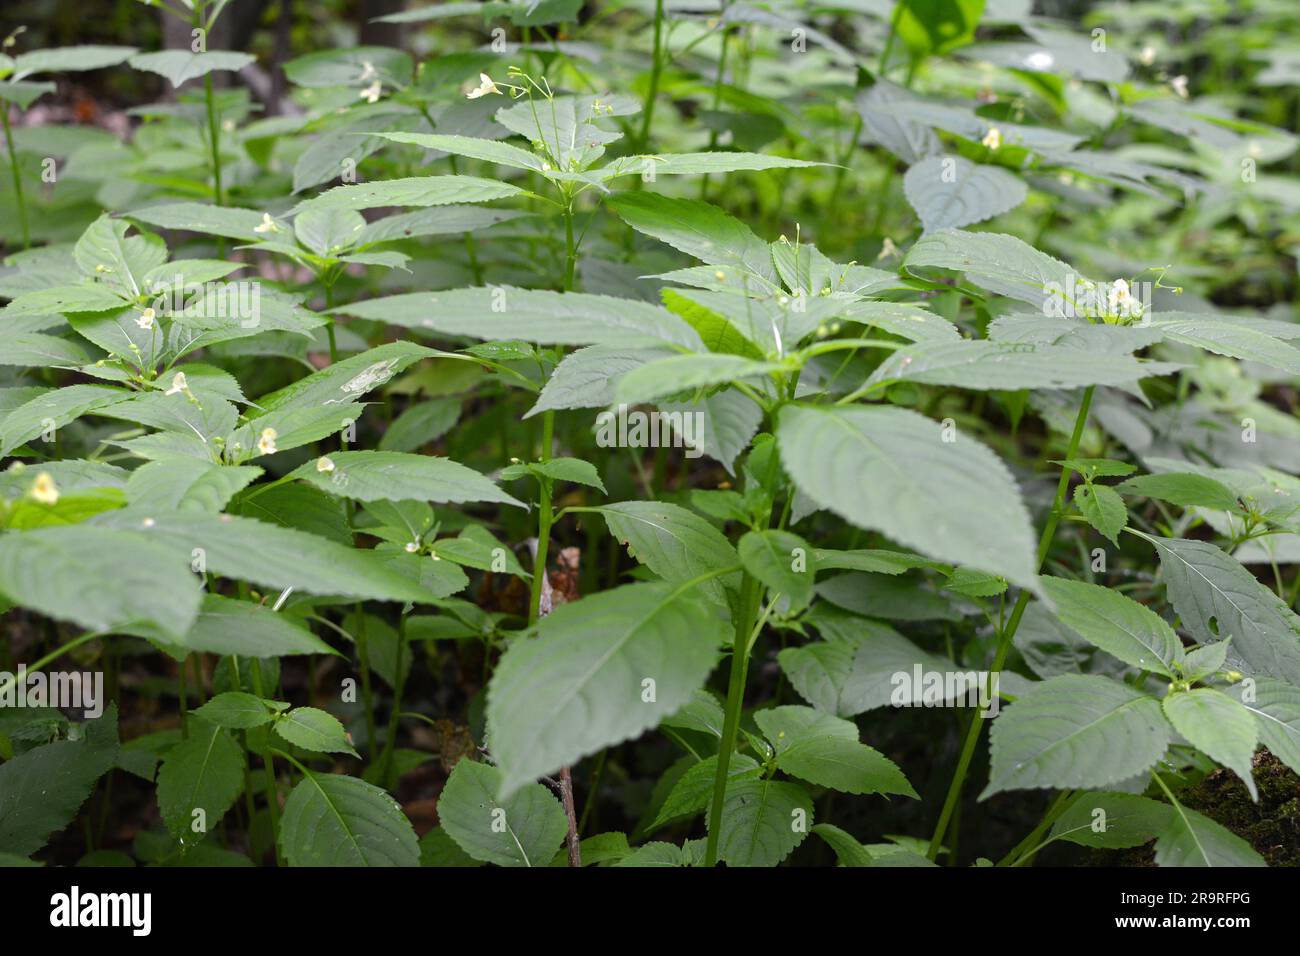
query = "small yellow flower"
(165, 371, 188, 396)
(466, 73, 501, 99)
(1139, 45, 1157, 66)
(257, 427, 278, 456)
(254, 213, 279, 234)
(429, 549, 441, 561)
(714, 270, 726, 281)
(981, 127, 1002, 150)
(135, 307, 156, 330)
(359, 80, 382, 104)
(30, 472, 59, 505)
(316, 456, 335, 473)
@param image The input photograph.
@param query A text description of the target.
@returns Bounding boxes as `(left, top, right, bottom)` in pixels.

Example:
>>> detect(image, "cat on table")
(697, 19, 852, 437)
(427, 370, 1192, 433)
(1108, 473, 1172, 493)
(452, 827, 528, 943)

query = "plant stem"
(0, 630, 103, 699)
(1000, 789, 1079, 866)
(1, 107, 30, 249)
(635, 0, 666, 152)
(927, 386, 1096, 861)
(203, 72, 224, 207)
(559, 765, 582, 866)
(528, 413, 556, 626)
(702, 573, 759, 867)
(250, 663, 284, 865)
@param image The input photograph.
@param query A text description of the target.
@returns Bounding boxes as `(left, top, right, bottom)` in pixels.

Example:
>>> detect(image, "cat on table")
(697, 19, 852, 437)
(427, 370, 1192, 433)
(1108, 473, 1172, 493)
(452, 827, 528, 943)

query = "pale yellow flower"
(466, 73, 501, 99)
(981, 127, 1002, 150)
(316, 456, 335, 473)
(254, 213, 279, 234)
(257, 427, 278, 456)
(1139, 45, 1157, 66)
(165, 371, 188, 396)
(135, 307, 156, 330)
(1171, 75, 1189, 98)
(30, 472, 58, 505)
(359, 80, 382, 104)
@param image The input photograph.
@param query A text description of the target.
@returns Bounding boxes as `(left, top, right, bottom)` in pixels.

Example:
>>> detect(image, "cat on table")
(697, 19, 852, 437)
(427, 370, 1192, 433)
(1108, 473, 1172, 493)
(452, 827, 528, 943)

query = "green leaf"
(338, 287, 704, 350)
(486, 582, 727, 798)
(419, 826, 482, 867)
(294, 176, 523, 213)
(1242, 680, 1300, 777)
(177, 595, 336, 658)
(278, 771, 419, 866)
(982, 675, 1171, 798)
(903, 156, 1027, 232)
(0, 705, 119, 857)
(0, 385, 130, 457)
(0, 525, 202, 640)
(607, 192, 777, 285)
(710, 778, 813, 867)
(1117, 473, 1242, 512)
(253, 342, 439, 414)
(274, 707, 359, 758)
(156, 718, 245, 850)
(192, 692, 277, 730)
(753, 706, 917, 798)
(866, 340, 1174, 391)
(1147, 313, 1300, 376)
(10, 46, 137, 79)
(91, 511, 433, 605)
(738, 529, 815, 612)
(603, 151, 822, 179)
(1053, 457, 1137, 479)
(615, 353, 784, 405)
(1163, 689, 1258, 800)
(646, 754, 761, 832)
(811, 823, 875, 866)
(125, 460, 261, 513)
(126, 203, 271, 242)
(661, 288, 766, 359)
(1073, 483, 1127, 545)
(777, 404, 1038, 591)
(436, 759, 567, 867)
(1154, 803, 1266, 867)
(288, 450, 523, 509)
(1039, 577, 1182, 676)
(375, 132, 545, 171)
(1049, 792, 1172, 849)
(596, 501, 741, 604)
(128, 50, 256, 87)
(1149, 535, 1300, 686)
(904, 228, 1080, 312)
(895, 0, 985, 56)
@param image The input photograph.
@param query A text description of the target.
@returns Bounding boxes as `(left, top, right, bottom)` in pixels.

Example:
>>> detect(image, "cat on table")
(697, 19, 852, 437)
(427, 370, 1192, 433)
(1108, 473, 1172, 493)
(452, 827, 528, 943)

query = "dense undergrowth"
(1, 0, 1299, 868)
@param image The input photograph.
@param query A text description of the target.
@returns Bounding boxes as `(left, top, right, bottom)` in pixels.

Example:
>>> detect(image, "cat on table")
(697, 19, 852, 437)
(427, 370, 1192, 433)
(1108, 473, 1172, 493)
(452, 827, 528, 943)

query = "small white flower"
(316, 456, 335, 473)
(222, 119, 235, 133)
(465, 73, 501, 99)
(429, 549, 441, 561)
(713, 270, 726, 281)
(257, 427, 278, 456)
(1139, 45, 1157, 66)
(404, 541, 419, 553)
(359, 80, 382, 104)
(165, 371, 188, 396)
(981, 127, 1002, 150)
(30, 472, 59, 505)
(135, 307, 156, 330)
(254, 212, 279, 234)
(1025, 51, 1054, 71)
(1171, 75, 1189, 98)
(359, 61, 377, 82)
(876, 237, 900, 261)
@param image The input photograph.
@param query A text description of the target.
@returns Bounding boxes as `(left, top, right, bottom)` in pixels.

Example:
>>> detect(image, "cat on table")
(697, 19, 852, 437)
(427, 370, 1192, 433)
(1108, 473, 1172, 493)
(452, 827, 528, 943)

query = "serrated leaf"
(1163, 689, 1258, 800)
(982, 675, 1171, 798)
(289, 450, 523, 508)
(278, 771, 418, 866)
(1240, 679, 1300, 777)
(192, 692, 276, 730)
(1039, 577, 1181, 675)
(1148, 313, 1300, 376)
(615, 353, 785, 405)
(1117, 473, 1242, 512)
(0, 384, 131, 456)
(487, 582, 727, 798)
(646, 754, 761, 833)
(1073, 483, 1127, 545)
(274, 707, 359, 758)
(903, 156, 1027, 231)
(753, 706, 916, 797)
(128, 50, 255, 87)
(126, 460, 261, 513)
(710, 778, 812, 867)
(777, 404, 1038, 591)
(1149, 535, 1300, 686)
(1154, 803, 1266, 867)
(1049, 792, 1172, 849)
(436, 759, 567, 867)
(904, 229, 1081, 312)
(294, 176, 523, 213)
(0, 706, 118, 857)
(595, 501, 741, 604)
(0, 525, 201, 640)
(738, 529, 815, 612)
(156, 718, 244, 849)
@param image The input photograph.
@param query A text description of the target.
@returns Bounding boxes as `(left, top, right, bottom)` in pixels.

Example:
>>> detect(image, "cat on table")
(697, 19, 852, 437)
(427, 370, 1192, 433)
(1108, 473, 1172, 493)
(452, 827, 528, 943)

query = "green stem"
(354, 606, 377, 756)
(702, 573, 760, 867)
(999, 789, 1079, 866)
(203, 72, 224, 207)
(528, 413, 556, 626)
(250, 663, 284, 866)
(635, 0, 666, 152)
(1, 107, 30, 249)
(0, 630, 103, 699)
(927, 386, 1096, 861)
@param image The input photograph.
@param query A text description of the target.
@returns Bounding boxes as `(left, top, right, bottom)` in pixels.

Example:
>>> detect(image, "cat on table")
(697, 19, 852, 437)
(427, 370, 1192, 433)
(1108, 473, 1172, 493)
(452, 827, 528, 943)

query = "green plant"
(1, 0, 1298, 869)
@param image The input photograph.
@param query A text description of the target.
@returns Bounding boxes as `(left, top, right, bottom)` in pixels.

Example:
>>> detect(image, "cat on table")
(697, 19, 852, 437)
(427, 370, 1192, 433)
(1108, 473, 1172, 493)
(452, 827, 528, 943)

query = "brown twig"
(559, 765, 582, 867)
